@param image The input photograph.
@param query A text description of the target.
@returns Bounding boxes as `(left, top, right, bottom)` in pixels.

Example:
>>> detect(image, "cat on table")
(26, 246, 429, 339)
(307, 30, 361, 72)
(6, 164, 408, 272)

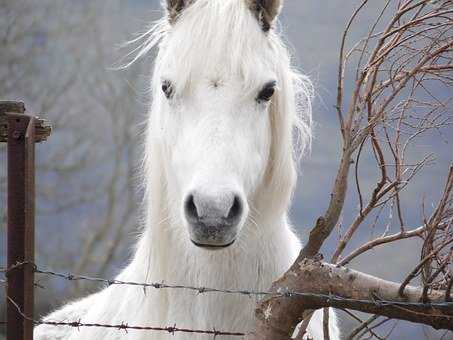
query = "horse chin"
(190, 239, 236, 250)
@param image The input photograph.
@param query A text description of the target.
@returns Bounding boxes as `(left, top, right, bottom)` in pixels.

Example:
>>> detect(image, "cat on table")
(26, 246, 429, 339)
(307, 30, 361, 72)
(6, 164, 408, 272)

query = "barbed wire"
(5, 296, 246, 338)
(2, 261, 453, 309)
(1, 261, 270, 297)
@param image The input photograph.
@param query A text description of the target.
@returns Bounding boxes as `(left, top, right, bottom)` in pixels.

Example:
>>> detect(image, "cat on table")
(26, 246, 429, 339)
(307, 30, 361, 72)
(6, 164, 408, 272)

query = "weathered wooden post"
(1, 101, 51, 340)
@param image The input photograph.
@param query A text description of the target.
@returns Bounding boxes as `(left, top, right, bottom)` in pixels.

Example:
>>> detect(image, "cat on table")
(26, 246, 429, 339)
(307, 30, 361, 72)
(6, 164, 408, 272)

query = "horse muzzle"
(184, 189, 244, 249)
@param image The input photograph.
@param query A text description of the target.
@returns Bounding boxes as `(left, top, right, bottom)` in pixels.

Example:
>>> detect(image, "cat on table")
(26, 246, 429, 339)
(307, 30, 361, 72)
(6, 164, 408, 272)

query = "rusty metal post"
(2, 101, 50, 340)
(6, 112, 35, 340)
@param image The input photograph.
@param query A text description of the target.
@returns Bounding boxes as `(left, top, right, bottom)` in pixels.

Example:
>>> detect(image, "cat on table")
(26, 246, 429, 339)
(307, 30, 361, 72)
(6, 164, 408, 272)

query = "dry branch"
(247, 259, 453, 340)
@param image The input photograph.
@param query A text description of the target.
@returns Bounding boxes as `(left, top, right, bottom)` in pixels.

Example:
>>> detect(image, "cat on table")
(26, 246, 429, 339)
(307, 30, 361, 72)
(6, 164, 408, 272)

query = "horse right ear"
(163, 0, 194, 24)
(246, 0, 283, 31)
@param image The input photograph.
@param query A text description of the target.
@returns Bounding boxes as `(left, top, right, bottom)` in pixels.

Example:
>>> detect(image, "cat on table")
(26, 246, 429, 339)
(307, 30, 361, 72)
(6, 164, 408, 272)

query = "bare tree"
(248, 1, 453, 338)
(0, 0, 145, 313)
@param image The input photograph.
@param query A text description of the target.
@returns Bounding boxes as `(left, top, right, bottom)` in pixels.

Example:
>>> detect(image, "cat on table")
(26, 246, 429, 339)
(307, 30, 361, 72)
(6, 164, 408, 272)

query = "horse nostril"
(184, 194, 199, 222)
(226, 195, 242, 225)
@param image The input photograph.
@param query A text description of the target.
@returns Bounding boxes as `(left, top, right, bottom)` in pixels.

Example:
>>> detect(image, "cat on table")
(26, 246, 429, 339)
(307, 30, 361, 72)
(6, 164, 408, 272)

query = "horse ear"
(246, 0, 283, 31)
(163, 0, 194, 24)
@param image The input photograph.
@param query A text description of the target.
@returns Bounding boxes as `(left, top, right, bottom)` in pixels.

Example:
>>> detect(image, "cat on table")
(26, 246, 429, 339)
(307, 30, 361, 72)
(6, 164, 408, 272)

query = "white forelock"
(128, 0, 312, 157)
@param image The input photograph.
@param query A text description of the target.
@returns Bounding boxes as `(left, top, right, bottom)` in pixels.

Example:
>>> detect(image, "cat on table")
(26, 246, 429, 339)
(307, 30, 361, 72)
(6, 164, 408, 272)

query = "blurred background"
(0, 0, 451, 339)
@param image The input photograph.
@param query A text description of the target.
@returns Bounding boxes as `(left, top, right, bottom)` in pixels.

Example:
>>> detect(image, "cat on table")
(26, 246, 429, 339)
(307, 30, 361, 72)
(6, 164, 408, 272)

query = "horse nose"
(184, 191, 243, 227)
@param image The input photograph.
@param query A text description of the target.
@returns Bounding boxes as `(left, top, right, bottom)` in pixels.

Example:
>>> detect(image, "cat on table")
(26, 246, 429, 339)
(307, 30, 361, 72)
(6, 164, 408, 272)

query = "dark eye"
(257, 81, 276, 102)
(162, 80, 173, 99)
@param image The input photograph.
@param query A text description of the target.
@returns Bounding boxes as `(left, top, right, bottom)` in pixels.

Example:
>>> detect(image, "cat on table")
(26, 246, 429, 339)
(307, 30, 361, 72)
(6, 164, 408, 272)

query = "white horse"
(35, 0, 340, 339)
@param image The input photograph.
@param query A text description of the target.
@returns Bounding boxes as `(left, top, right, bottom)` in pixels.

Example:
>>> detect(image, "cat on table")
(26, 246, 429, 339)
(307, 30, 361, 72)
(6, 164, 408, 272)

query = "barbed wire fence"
(2, 290, 246, 338)
(2, 260, 453, 338)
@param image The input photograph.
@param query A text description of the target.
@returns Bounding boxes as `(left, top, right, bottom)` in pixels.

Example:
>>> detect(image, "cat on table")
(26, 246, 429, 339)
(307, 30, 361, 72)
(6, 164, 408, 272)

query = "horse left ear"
(163, 0, 194, 24)
(246, 0, 283, 32)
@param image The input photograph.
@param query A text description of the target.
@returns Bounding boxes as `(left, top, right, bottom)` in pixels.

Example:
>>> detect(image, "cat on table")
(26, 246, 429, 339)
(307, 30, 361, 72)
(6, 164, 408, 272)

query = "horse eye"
(257, 81, 277, 102)
(162, 80, 174, 99)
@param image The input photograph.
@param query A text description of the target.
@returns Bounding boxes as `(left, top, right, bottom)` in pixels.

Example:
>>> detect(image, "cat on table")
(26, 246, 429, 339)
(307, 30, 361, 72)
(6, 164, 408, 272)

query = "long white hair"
(33, 3, 343, 340)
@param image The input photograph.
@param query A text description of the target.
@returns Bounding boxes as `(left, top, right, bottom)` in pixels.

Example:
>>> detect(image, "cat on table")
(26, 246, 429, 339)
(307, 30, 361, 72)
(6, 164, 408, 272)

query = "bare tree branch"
(247, 259, 452, 340)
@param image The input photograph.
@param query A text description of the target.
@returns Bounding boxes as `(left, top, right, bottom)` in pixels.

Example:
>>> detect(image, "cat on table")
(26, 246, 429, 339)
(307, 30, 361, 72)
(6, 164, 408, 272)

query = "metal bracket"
(1, 101, 51, 143)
